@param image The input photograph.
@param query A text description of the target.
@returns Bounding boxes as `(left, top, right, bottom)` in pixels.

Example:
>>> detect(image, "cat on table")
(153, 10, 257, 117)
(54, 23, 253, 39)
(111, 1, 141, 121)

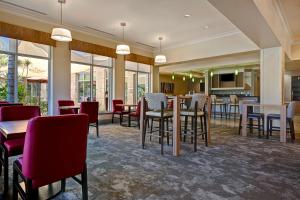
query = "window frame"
(71, 50, 113, 111)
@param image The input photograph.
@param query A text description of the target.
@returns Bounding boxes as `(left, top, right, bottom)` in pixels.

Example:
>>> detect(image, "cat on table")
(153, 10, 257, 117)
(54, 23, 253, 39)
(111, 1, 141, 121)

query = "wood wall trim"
(125, 53, 154, 65)
(70, 39, 117, 58)
(0, 21, 56, 46)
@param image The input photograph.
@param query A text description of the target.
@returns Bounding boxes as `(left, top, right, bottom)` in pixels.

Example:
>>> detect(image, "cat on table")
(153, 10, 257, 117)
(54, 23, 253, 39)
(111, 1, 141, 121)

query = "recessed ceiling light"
(184, 14, 191, 18)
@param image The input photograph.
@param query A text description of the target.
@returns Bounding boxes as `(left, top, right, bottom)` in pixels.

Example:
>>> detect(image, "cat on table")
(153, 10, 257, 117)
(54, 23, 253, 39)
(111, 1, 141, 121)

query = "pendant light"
(51, 0, 72, 42)
(171, 73, 175, 80)
(235, 69, 239, 75)
(155, 37, 167, 64)
(116, 22, 130, 55)
(183, 76, 186, 81)
(210, 71, 214, 77)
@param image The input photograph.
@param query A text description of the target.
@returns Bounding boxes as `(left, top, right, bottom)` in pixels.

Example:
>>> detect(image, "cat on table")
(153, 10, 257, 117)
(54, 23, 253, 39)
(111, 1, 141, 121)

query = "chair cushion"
(180, 110, 204, 116)
(146, 110, 173, 118)
(4, 138, 25, 156)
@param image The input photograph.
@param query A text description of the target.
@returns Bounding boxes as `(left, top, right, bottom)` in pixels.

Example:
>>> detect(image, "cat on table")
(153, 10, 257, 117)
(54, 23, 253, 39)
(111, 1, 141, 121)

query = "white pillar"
(260, 47, 285, 105)
(151, 66, 160, 93)
(113, 54, 125, 100)
(204, 71, 209, 95)
(49, 42, 71, 115)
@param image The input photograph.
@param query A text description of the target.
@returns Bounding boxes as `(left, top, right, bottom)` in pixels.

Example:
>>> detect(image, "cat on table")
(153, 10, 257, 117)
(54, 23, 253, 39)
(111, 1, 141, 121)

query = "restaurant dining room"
(0, 0, 300, 199)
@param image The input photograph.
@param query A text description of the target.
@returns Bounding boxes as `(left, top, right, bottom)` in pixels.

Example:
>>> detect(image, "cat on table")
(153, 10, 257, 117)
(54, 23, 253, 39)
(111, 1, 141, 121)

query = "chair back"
(22, 114, 89, 189)
(189, 93, 206, 110)
(58, 100, 75, 115)
(238, 100, 257, 114)
(230, 95, 238, 104)
(287, 101, 296, 119)
(80, 101, 99, 123)
(210, 95, 217, 103)
(112, 99, 124, 112)
(0, 105, 40, 121)
(144, 93, 167, 111)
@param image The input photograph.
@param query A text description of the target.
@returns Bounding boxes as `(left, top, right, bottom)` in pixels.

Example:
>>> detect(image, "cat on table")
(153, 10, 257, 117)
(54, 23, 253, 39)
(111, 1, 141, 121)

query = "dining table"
(241, 103, 287, 142)
(116, 104, 137, 127)
(0, 120, 28, 139)
(59, 105, 80, 113)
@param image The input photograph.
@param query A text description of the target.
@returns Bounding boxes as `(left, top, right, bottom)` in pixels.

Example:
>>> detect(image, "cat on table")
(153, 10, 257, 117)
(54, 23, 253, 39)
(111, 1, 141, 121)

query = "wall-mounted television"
(220, 73, 234, 82)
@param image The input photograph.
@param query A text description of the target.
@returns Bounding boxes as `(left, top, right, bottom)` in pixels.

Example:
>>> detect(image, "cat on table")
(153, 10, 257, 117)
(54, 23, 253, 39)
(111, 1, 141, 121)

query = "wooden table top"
(59, 106, 80, 110)
(116, 104, 137, 107)
(0, 120, 28, 139)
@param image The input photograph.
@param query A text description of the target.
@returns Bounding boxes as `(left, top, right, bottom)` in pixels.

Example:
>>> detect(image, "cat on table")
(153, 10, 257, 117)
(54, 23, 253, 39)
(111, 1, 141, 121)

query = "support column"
(151, 66, 160, 93)
(204, 71, 210, 96)
(113, 54, 125, 100)
(49, 42, 71, 115)
(260, 47, 284, 105)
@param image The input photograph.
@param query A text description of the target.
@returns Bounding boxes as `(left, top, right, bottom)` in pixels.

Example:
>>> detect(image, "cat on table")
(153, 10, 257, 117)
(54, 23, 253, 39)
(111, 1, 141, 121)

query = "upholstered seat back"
(58, 100, 76, 115)
(80, 101, 99, 123)
(22, 114, 89, 189)
(189, 94, 206, 111)
(112, 99, 124, 113)
(230, 95, 238, 104)
(0, 106, 40, 121)
(287, 101, 296, 119)
(144, 93, 167, 111)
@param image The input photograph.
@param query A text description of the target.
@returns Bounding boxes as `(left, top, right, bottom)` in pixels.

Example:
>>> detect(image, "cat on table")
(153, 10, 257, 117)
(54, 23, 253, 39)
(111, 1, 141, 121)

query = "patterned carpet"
(1, 122, 300, 200)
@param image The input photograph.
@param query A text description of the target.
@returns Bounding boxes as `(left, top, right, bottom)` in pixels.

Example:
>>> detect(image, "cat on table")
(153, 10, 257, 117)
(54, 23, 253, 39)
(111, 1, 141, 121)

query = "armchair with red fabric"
(80, 101, 99, 137)
(58, 100, 76, 115)
(112, 99, 129, 125)
(12, 114, 89, 200)
(0, 105, 40, 194)
(129, 101, 141, 128)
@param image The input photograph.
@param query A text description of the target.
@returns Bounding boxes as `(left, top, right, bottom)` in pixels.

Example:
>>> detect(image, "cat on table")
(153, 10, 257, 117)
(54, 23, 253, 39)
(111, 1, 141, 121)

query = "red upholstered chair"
(13, 114, 89, 200)
(112, 99, 129, 125)
(0, 106, 40, 194)
(129, 101, 141, 128)
(58, 100, 76, 115)
(80, 101, 99, 137)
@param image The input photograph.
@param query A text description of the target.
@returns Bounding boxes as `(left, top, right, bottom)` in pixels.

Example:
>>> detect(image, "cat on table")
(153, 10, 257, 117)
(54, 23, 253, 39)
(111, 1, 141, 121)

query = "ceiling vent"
(0, 0, 47, 15)
(84, 26, 115, 37)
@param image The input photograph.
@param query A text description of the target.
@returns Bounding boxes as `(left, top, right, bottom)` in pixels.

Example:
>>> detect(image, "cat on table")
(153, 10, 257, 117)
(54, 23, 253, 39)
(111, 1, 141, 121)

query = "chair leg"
(13, 164, 18, 200)
(0, 149, 2, 176)
(290, 120, 295, 142)
(142, 118, 147, 149)
(112, 113, 114, 123)
(238, 114, 242, 135)
(258, 119, 261, 137)
(184, 116, 188, 142)
(194, 115, 198, 152)
(96, 121, 99, 137)
(161, 118, 164, 155)
(262, 116, 265, 136)
(81, 164, 88, 200)
(270, 119, 273, 136)
(204, 115, 208, 147)
(26, 180, 38, 200)
(61, 179, 66, 192)
(166, 118, 169, 145)
(4, 148, 8, 194)
(266, 117, 270, 139)
(120, 114, 123, 125)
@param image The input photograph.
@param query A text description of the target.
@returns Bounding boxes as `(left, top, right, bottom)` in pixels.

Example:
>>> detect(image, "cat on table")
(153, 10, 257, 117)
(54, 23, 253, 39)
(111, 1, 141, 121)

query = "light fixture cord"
(60, 2, 63, 25)
(159, 39, 162, 53)
(122, 26, 125, 41)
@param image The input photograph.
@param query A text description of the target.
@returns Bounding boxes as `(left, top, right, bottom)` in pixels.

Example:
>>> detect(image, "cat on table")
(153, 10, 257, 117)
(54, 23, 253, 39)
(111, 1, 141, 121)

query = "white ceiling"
(0, 0, 239, 49)
(278, 0, 300, 42)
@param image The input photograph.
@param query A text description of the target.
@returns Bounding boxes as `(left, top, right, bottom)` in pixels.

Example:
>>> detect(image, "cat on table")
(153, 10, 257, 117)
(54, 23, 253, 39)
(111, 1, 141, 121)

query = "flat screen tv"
(220, 73, 234, 82)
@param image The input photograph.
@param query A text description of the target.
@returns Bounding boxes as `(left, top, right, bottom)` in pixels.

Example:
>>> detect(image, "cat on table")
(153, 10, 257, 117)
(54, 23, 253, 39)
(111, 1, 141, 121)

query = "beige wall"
(159, 74, 200, 95)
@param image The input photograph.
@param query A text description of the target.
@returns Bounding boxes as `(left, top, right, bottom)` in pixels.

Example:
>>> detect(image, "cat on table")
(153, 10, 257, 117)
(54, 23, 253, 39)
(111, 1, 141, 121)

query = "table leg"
(128, 106, 131, 127)
(241, 105, 247, 136)
(173, 96, 180, 156)
(140, 98, 145, 146)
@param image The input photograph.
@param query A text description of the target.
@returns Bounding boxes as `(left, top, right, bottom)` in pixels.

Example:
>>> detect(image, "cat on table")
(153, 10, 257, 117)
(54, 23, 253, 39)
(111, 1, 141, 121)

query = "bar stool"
(142, 93, 173, 155)
(238, 100, 265, 137)
(181, 94, 207, 152)
(266, 101, 296, 142)
(228, 95, 239, 120)
(211, 95, 227, 119)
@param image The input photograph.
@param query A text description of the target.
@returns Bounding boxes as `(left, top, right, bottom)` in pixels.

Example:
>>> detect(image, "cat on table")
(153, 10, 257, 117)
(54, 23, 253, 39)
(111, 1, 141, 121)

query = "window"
(125, 61, 151, 104)
(0, 36, 51, 114)
(71, 50, 113, 111)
